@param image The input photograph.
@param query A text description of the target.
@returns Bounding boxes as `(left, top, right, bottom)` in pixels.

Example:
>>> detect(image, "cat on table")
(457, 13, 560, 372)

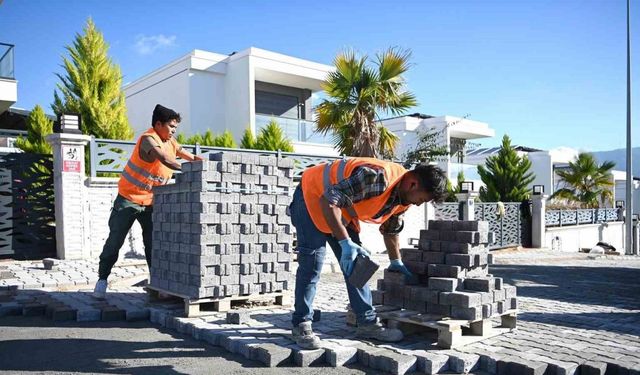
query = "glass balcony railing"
(448, 162, 481, 180)
(0, 43, 15, 79)
(255, 113, 332, 144)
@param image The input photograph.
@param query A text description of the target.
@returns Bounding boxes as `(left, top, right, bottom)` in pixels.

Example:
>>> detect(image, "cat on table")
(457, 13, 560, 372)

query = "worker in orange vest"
(290, 158, 447, 348)
(93, 104, 204, 299)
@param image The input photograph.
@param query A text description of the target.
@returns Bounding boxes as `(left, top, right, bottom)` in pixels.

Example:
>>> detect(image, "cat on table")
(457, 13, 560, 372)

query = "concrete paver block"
(252, 343, 292, 367)
(293, 348, 326, 367)
(323, 342, 358, 367)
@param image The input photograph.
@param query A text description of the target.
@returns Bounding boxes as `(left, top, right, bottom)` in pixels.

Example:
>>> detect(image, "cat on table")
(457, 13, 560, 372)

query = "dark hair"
(410, 163, 448, 203)
(152, 104, 181, 126)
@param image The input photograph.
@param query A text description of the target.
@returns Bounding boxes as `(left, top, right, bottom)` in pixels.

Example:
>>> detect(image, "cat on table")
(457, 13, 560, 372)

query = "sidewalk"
(1, 250, 640, 374)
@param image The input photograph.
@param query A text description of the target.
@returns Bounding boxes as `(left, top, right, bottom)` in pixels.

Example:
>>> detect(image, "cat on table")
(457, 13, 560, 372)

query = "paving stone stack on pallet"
(149, 152, 294, 300)
(373, 220, 517, 321)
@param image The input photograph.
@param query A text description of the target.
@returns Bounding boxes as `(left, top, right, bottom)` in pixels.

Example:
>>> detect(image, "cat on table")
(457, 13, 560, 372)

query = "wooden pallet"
(145, 285, 292, 317)
(377, 307, 518, 349)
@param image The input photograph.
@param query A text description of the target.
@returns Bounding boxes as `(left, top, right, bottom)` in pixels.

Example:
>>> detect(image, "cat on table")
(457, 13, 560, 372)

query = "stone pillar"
(46, 133, 91, 259)
(456, 192, 478, 221)
(531, 194, 548, 248)
(424, 201, 436, 228)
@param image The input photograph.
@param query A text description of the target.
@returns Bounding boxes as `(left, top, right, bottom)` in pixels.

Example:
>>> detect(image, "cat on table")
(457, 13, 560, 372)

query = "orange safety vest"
(118, 128, 178, 206)
(301, 157, 410, 234)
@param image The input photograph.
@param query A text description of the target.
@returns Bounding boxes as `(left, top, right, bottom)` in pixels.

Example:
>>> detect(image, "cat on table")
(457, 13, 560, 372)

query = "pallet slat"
(145, 285, 291, 317)
(377, 307, 518, 349)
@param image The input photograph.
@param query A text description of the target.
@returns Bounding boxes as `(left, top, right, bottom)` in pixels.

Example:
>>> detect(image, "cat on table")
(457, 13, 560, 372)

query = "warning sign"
(62, 145, 81, 173)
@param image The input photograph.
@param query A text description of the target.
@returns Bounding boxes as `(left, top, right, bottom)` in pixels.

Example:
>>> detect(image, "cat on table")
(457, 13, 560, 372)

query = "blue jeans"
(290, 185, 376, 327)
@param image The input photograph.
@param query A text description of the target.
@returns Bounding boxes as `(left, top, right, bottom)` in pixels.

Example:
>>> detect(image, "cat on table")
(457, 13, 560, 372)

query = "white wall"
(292, 142, 339, 156)
(613, 175, 640, 214)
(189, 70, 226, 135)
(359, 205, 425, 252)
(84, 178, 145, 261)
(125, 70, 191, 137)
(224, 55, 253, 141)
(528, 152, 553, 195)
(545, 222, 625, 252)
(0, 78, 17, 112)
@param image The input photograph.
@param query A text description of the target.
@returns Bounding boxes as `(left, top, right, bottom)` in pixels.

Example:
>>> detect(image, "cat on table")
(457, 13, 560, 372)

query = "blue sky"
(0, 0, 637, 152)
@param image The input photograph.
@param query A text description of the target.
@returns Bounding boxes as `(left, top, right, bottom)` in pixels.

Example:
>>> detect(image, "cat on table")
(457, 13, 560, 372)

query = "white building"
(0, 43, 17, 116)
(466, 145, 555, 196)
(123, 47, 337, 156)
(382, 113, 495, 184)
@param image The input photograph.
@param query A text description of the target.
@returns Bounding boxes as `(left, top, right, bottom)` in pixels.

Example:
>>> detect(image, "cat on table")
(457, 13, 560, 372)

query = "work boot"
(93, 279, 108, 299)
(292, 321, 321, 349)
(356, 320, 403, 342)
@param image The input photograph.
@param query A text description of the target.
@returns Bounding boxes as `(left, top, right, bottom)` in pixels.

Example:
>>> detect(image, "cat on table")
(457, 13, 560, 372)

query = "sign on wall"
(62, 145, 81, 173)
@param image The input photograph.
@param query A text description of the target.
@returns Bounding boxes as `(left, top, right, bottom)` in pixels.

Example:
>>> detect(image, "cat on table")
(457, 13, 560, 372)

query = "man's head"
(397, 163, 447, 206)
(152, 104, 181, 141)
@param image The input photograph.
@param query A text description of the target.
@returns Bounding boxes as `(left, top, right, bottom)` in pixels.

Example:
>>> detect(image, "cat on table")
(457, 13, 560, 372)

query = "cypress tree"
(14, 105, 54, 154)
(214, 130, 237, 148)
(477, 135, 535, 202)
(52, 18, 133, 140)
(240, 127, 257, 149)
(256, 120, 293, 152)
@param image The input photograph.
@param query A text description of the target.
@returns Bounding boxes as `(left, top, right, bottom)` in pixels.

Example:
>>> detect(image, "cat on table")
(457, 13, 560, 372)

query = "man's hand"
(194, 155, 205, 161)
(338, 238, 370, 276)
(388, 259, 419, 284)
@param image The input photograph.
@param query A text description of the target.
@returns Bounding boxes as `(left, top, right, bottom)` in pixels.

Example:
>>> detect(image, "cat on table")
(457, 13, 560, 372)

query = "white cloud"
(133, 34, 176, 56)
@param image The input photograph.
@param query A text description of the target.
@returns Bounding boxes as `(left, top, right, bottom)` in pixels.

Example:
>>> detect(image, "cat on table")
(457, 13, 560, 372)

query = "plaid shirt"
(323, 165, 404, 235)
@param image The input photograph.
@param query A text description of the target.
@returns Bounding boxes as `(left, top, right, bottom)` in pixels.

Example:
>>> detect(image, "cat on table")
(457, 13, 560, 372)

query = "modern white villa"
(123, 47, 337, 156)
(381, 113, 495, 183)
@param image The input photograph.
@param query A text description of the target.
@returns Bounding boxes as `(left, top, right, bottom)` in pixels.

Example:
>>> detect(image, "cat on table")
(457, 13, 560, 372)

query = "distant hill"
(591, 147, 640, 177)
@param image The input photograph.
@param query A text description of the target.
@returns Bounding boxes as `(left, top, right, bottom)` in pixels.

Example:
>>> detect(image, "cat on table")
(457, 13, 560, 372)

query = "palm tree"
(315, 48, 417, 158)
(552, 153, 615, 208)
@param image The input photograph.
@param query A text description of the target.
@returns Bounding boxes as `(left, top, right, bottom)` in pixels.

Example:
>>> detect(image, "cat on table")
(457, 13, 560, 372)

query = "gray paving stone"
(543, 359, 580, 375)
(323, 342, 358, 367)
(497, 357, 547, 375)
(376, 350, 417, 375)
(252, 343, 292, 367)
(448, 351, 481, 373)
(413, 350, 449, 374)
(100, 306, 126, 321)
(226, 311, 249, 325)
(51, 306, 77, 321)
(293, 348, 326, 367)
(77, 308, 102, 322)
(579, 361, 609, 375)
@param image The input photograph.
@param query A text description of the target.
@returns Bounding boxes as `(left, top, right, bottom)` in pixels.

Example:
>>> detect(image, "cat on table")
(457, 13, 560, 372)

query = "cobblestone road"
(1, 250, 639, 374)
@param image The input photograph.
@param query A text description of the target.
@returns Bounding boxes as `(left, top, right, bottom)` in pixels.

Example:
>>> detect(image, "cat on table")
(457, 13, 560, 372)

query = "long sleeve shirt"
(323, 165, 405, 235)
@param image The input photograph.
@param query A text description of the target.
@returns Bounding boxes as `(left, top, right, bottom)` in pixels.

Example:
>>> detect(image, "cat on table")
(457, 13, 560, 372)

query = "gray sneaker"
(356, 320, 404, 342)
(292, 321, 321, 349)
(93, 279, 107, 299)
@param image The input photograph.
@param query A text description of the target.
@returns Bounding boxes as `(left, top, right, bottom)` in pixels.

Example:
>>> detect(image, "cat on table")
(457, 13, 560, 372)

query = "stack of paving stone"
(149, 152, 294, 300)
(373, 220, 517, 321)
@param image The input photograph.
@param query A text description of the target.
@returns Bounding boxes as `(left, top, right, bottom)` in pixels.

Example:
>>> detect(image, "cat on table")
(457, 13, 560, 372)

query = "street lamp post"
(625, 0, 634, 255)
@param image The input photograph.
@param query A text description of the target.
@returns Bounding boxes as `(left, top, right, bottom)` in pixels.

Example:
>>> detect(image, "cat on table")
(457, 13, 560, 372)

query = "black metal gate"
(474, 201, 532, 249)
(0, 152, 56, 259)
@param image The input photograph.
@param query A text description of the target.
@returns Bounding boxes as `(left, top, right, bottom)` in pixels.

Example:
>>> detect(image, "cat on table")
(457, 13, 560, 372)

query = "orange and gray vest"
(118, 128, 178, 206)
(300, 157, 410, 234)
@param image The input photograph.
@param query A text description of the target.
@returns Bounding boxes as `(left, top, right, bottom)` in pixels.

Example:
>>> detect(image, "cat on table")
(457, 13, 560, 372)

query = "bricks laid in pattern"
(149, 152, 294, 300)
(372, 219, 518, 321)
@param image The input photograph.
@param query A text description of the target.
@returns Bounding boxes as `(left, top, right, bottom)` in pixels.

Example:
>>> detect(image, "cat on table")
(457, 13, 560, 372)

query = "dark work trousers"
(98, 194, 153, 280)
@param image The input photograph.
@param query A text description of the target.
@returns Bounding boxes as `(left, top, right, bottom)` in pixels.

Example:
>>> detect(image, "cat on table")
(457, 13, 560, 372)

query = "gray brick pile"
(373, 220, 517, 321)
(149, 152, 294, 300)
